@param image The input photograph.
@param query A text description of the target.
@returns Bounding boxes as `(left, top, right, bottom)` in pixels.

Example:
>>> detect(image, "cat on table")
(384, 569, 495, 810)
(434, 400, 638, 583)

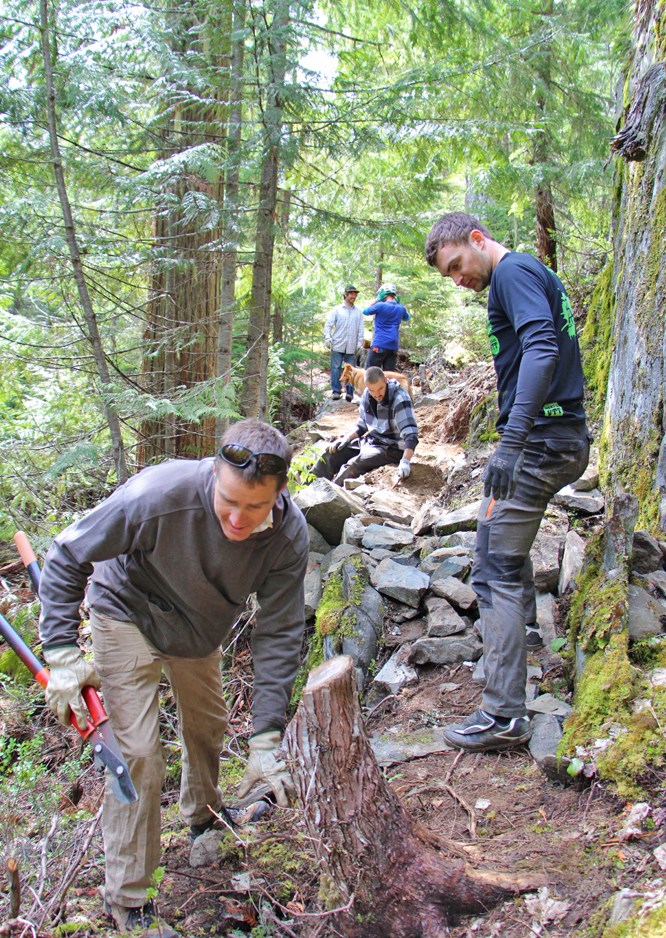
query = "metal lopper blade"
(88, 723, 138, 804)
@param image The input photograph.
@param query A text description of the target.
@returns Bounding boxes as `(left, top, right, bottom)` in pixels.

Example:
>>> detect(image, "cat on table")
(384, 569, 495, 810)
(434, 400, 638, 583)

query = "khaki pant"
(89, 611, 228, 907)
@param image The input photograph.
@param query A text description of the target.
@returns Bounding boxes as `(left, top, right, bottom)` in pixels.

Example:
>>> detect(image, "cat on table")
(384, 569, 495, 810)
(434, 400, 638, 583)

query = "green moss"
(316, 572, 347, 637)
(601, 418, 662, 534)
(249, 835, 312, 902)
(565, 532, 627, 654)
(467, 393, 500, 446)
(597, 686, 666, 798)
(561, 633, 636, 750)
(581, 261, 615, 407)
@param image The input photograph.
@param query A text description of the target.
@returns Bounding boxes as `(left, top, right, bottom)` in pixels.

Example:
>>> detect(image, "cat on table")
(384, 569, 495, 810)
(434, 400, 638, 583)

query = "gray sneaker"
(443, 708, 531, 752)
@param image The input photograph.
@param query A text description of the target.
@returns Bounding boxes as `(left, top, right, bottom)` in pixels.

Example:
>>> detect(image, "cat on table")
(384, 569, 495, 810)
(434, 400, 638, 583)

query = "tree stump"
(284, 655, 533, 937)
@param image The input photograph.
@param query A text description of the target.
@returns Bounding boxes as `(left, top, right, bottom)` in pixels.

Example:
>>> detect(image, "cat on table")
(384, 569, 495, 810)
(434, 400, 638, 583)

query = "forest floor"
(1, 366, 663, 938)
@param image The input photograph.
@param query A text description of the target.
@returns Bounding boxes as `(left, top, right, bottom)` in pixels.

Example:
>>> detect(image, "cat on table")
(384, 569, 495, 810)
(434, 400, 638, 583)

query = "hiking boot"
(189, 800, 271, 840)
(331, 391, 341, 400)
(345, 391, 354, 402)
(104, 898, 177, 937)
(443, 708, 532, 752)
(525, 624, 544, 651)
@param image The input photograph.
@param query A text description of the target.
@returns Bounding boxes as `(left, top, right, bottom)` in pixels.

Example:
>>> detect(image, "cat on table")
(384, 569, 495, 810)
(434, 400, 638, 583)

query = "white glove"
(327, 437, 347, 453)
(237, 730, 295, 807)
(397, 458, 411, 480)
(43, 644, 101, 727)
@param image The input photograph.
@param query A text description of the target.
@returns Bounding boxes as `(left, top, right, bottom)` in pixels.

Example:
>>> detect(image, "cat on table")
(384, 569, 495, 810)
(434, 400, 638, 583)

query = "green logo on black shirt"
(487, 320, 500, 356)
(543, 402, 564, 417)
(560, 293, 576, 339)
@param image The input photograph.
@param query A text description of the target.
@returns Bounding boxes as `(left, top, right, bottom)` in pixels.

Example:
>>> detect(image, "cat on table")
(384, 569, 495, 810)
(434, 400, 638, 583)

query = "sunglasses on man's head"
(218, 443, 288, 476)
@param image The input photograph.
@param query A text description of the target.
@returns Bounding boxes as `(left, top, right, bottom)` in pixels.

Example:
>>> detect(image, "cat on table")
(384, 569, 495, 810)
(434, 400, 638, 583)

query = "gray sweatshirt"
(38, 457, 309, 733)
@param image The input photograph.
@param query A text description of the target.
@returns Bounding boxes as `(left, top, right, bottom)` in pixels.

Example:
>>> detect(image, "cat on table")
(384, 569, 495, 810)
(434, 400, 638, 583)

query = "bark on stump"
(284, 655, 532, 937)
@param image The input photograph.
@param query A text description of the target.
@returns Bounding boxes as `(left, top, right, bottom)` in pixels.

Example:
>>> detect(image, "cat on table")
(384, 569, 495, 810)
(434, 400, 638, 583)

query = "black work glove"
(483, 440, 525, 500)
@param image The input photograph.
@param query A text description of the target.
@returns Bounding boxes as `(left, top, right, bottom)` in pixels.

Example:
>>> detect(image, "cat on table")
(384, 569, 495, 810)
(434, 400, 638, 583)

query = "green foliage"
(288, 444, 319, 493)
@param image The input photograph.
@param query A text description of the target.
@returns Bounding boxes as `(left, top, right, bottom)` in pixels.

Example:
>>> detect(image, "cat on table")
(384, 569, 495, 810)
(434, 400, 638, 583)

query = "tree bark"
(284, 655, 534, 937)
(532, 0, 558, 271)
(139, 3, 231, 463)
(240, 1, 289, 418)
(216, 0, 246, 444)
(40, 0, 128, 483)
(602, 0, 666, 530)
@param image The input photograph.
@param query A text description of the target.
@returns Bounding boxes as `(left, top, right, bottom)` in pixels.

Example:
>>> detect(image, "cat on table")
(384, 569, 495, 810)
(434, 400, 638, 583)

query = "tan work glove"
(237, 729, 295, 807)
(43, 645, 101, 727)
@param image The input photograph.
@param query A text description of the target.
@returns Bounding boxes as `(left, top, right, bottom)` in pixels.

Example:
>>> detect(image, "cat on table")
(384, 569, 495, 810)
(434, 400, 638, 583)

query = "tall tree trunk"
(39, 0, 127, 483)
(285, 656, 534, 937)
(239, 1, 288, 418)
(604, 0, 666, 529)
(216, 0, 246, 444)
(532, 0, 558, 271)
(139, 3, 231, 464)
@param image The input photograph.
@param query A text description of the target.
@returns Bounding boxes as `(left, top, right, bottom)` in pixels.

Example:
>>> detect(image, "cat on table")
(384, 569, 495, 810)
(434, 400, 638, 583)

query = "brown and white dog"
(341, 362, 412, 399)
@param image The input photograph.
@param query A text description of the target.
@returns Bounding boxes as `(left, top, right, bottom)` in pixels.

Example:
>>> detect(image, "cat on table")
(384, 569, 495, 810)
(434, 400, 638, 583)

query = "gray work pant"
(472, 431, 590, 718)
(89, 611, 228, 907)
(312, 438, 401, 481)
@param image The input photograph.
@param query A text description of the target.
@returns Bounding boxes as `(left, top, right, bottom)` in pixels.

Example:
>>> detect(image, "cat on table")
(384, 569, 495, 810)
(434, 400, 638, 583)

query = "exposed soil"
(1, 367, 663, 937)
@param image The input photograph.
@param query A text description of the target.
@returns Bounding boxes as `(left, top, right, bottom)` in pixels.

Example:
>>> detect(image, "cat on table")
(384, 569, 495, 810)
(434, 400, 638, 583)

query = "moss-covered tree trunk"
(602, 0, 666, 532)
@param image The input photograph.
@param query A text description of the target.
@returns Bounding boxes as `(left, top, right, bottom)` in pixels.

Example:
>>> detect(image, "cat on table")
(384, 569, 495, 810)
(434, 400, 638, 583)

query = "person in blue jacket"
(425, 211, 591, 753)
(363, 283, 410, 372)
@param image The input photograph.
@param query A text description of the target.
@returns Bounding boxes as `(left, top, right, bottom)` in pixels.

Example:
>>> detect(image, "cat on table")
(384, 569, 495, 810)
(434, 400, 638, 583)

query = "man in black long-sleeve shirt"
(425, 212, 591, 752)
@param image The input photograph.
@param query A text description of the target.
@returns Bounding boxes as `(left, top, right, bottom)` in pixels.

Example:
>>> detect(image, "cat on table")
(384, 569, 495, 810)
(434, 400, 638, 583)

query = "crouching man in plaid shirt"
(313, 366, 418, 486)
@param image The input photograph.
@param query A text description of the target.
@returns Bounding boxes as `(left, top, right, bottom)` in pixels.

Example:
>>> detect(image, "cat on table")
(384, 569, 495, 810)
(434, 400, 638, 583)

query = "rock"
(649, 667, 666, 687)
(619, 802, 651, 841)
(414, 388, 454, 407)
(304, 552, 324, 619)
(371, 644, 418, 695)
(442, 531, 477, 550)
(527, 693, 572, 718)
(384, 618, 427, 647)
(369, 725, 453, 764)
(654, 843, 666, 871)
(294, 479, 364, 544)
(528, 712, 568, 778)
(535, 592, 558, 646)
(627, 584, 666, 641)
(570, 463, 600, 492)
(637, 568, 666, 598)
(532, 525, 565, 593)
(307, 523, 333, 554)
(341, 515, 366, 547)
(552, 486, 605, 515)
(409, 630, 482, 665)
(361, 523, 415, 551)
(607, 890, 640, 927)
(428, 575, 477, 611)
(558, 529, 586, 594)
(370, 558, 430, 607)
(190, 829, 225, 868)
(631, 530, 664, 574)
(419, 546, 472, 575)
(424, 595, 468, 636)
(364, 490, 421, 525)
(428, 556, 472, 585)
(320, 544, 362, 581)
(433, 501, 482, 535)
(411, 501, 446, 536)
